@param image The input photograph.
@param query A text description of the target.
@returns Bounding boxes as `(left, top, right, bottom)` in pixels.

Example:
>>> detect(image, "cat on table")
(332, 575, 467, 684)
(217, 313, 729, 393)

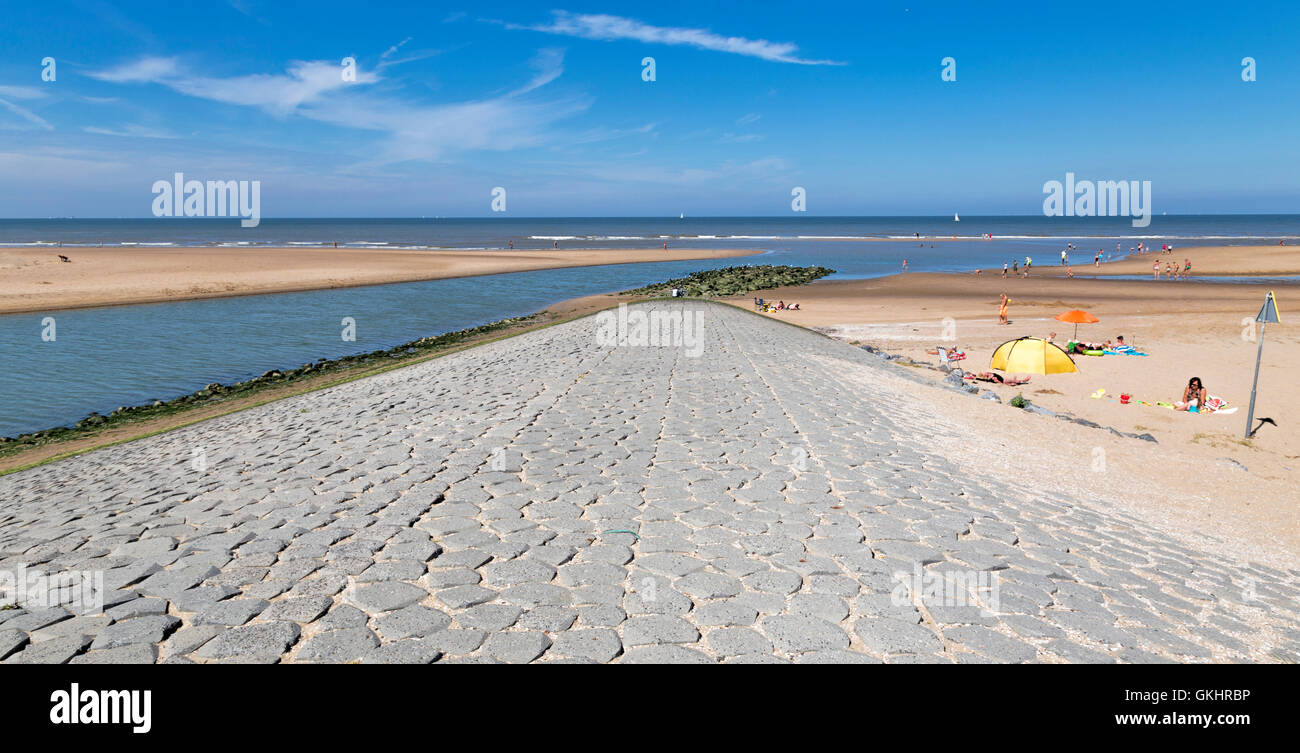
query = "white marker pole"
(1244, 291, 1280, 438)
(1244, 321, 1265, 439)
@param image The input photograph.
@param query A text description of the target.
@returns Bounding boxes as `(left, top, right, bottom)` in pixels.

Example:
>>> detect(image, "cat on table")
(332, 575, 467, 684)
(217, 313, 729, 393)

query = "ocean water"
(2, 216, 1297, 436)
(3, 215, 1298, 250)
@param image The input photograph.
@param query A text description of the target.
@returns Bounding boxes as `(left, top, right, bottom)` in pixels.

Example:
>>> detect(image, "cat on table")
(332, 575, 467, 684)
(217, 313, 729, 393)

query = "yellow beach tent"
(991, 337, 1077, 375)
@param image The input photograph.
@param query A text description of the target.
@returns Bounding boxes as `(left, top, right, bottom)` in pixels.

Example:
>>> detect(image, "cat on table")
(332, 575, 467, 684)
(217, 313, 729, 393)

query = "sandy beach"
(0, 245, 758, 314)
(1036, 244, 1299, 278)
(721, 253, 1299, 560)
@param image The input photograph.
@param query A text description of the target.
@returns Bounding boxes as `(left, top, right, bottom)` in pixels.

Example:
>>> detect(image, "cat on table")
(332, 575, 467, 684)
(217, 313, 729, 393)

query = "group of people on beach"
(1153, 258, 1193, 280)
(754, 298, 799, 312)
(1000, 256, 1033, 278)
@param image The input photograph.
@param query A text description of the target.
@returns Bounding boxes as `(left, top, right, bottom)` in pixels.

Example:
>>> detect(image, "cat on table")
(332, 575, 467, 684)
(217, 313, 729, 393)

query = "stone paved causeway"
(1, 301, 1297, 663)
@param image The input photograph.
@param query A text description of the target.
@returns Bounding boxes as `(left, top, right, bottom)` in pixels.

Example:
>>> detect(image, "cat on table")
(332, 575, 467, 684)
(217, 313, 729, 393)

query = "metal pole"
(1244, 323, 1266, 438)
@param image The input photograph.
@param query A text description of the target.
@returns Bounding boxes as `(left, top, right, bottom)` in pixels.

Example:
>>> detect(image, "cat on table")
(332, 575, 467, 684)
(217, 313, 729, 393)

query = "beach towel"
(1104, 345, 1148, 356)
(1204, 395, 1227, 411)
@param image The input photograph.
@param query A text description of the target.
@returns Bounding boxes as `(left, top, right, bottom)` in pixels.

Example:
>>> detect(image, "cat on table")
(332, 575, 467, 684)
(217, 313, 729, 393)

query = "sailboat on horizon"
(954, 213, 960, 222)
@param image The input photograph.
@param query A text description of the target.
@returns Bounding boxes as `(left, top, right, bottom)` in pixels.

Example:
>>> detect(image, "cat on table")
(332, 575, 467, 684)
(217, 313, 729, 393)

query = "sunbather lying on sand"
(969, 372, 1031, 385)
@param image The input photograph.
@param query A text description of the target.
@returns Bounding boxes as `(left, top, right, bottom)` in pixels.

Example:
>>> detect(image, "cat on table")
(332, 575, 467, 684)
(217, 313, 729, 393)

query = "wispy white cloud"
(568, 122, 657, 145)
(83, 124, 179, 139)
(736, 112, 761, 125)
(88, 49, 586, 164)
(91, 56, 183, 84)
(91, 56, 377, 117)
(502, 11, 844, 65)
(0, 85, 49, 100)
(381, 37, 412, 59)
(0, 87, 53, 130)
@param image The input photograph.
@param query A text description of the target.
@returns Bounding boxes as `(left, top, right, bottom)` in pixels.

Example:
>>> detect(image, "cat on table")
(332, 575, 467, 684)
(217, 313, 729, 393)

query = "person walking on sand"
(1061, 249, 1068, 266)
(998, 293, 1010, 325)
(1002, 262, 1008, 278)
(1153, 260, 1160, 279)
(1095, 250, 1101, 267)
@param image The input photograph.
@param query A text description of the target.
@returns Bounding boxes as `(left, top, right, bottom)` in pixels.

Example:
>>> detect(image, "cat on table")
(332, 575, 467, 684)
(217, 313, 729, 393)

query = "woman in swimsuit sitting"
(1175, 376, 1212, 412)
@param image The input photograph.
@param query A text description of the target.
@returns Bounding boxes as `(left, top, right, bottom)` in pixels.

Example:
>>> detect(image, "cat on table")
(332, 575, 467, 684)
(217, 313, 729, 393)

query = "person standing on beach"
(998, 294, 1010, 325)
(1002, 262, 1008, 277)
(1153, 261, 1160, 279)
(554, 240, 558, 249)
(902, 259, 908, 272)
(1061, 249, 1068, 266)
(508, 240, 513, 249)
(1094, 250, 1101, 267)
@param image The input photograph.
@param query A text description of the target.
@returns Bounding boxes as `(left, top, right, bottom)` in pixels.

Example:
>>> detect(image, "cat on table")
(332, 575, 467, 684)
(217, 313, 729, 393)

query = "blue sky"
(0, 1, 1297, 217)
